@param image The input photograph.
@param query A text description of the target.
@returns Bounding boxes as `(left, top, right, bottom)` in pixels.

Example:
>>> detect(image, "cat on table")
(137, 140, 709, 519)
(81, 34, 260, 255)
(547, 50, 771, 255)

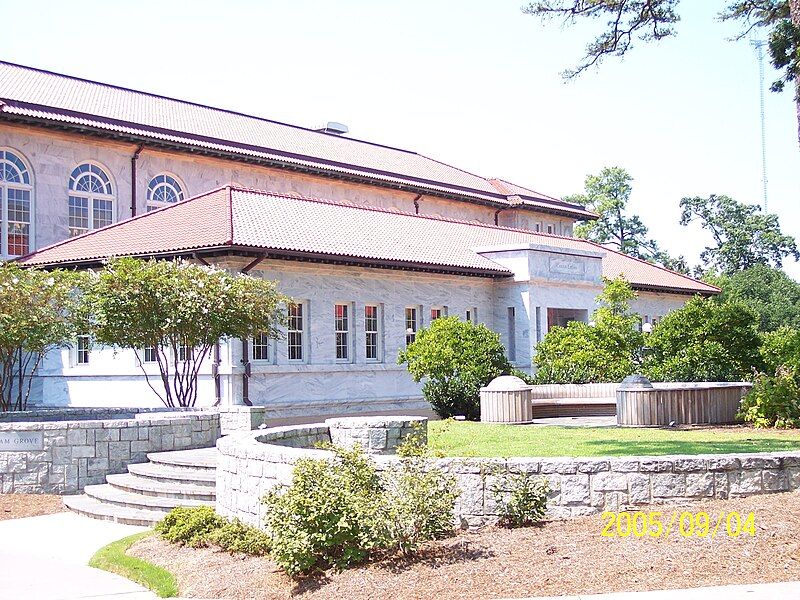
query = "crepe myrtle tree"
(87, 257, 286, 408)
(0, 262, 86, 412)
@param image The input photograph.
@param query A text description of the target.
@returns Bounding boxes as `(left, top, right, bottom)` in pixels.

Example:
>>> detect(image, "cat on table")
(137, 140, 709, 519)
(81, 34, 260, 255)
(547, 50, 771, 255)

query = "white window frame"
(334, 302, 353, 362)
(142, 345, 158, 364)
(146, 173, 186, 212)
(250, 332, 272, 363)
(74, 335, 91, 366)
(405, 306, 419, 346)
(364, 303, 383, 363)
(287, 301, 306, 362)
(430, 306, 447, 321)
(0, 149, 34, 258)
(68, 162, 115, 237)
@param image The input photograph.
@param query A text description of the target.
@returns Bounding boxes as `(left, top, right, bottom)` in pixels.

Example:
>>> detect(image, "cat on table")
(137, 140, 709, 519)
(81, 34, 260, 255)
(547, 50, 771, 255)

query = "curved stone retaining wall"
(215, 417, 800, 530)
(0, 409, 220, 494)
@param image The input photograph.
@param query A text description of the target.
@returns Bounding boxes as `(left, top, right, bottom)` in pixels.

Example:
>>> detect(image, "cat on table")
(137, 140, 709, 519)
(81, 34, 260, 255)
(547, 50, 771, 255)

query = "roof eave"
(630, 282, 720, 297)
(18, 244, 512, 279)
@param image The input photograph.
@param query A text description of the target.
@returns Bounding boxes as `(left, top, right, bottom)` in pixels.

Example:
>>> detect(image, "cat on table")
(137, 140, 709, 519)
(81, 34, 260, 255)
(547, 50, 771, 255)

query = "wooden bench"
(529, 383, 619, 418)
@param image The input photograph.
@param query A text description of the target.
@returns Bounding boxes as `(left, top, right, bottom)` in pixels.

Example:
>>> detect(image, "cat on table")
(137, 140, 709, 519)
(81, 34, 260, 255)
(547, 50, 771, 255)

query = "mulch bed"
(0, 494, 64, 521)
(130, 492, 800, 599)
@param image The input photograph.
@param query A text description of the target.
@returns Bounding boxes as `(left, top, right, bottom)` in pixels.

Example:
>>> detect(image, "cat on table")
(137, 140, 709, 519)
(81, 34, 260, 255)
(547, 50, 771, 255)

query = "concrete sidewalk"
(521, 580, 800, 599)
(0, 511, 157, 600)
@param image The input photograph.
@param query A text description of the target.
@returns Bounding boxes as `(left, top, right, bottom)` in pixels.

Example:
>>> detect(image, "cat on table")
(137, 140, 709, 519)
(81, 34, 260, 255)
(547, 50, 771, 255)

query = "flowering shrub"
(0, 263, 85, 411)
(86, 258, 286, 407)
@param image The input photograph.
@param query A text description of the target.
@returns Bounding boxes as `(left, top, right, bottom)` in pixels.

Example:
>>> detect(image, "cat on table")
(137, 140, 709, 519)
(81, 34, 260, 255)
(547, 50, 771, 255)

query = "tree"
(532, 277, 644, 383)
(679, 194, 799, 273)
(711, 264, 800, 331)
(0, 263, 85, 411)
(643, 296, 763, 381)
(570, 167, 687, 272)
(523, 1, 800, 145)
(87, 258, 285, 408)
(398, 316, 511, 420)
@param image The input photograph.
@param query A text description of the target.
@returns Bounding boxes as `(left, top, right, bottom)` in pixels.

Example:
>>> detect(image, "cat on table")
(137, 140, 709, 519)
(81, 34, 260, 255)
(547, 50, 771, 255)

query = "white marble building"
(1, 61, 718, 416)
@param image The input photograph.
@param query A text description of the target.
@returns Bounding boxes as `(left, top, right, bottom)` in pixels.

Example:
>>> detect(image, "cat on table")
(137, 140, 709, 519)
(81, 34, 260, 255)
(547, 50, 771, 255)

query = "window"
(405, 306, 418, 346)
(177, 344, 191, 362)
(534, 223, 541, 233)
(68, 163, 114, 236)
(143, 346, 157, 363)
(364, 304, 381, 361)
(147, 174, 185, 212)
(0, 150, 32, 257)
(76, 335, 90, 365)
(507, 307, 516, 362)
(430, 306, 446, 321)
(465, 307, 477, 323)
(546, 224, 554, 234)
(252, 333, 270, 361)
(287, 302, 304, 361)
(335, 303, 351, 361)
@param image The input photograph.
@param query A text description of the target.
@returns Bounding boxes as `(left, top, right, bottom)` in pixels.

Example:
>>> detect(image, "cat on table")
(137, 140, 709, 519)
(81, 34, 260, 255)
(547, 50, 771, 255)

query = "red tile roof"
(0, 61, 596, 220)
(19, 187, 719, 295)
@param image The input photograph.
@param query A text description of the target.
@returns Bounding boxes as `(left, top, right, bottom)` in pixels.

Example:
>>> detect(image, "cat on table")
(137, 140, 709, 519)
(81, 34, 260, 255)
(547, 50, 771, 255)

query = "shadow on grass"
(582, 437, 800, 456)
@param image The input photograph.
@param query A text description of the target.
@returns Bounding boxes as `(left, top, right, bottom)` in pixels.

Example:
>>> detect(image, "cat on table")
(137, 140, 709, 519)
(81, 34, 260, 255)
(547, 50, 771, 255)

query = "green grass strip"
(429, 420, 800, 457)
(89, 531, 179, 598)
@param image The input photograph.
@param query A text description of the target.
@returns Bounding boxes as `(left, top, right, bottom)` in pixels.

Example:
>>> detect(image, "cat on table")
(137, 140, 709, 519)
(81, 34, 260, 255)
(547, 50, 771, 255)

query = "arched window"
(146, 174, 185, 212)
(68, 163, 114, 237)
(0, 149, 33, 257)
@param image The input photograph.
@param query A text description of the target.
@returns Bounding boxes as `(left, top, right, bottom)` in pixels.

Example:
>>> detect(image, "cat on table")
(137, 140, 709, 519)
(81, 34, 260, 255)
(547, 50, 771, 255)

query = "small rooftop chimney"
(316, 121, 349, 136)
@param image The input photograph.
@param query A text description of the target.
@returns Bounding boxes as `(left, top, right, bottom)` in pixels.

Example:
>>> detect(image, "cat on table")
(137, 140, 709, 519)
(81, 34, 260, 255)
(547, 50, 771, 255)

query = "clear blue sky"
(2, 0, 798, 278)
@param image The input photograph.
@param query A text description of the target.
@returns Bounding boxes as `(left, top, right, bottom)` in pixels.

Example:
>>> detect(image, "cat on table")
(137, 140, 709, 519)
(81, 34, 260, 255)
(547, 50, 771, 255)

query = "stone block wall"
(441, 452, 800, 528)
(0, 411, 220, 494)
(218, 407, 268, 434)
(327, 416, 426, 454)
(215, 417, 800, 530)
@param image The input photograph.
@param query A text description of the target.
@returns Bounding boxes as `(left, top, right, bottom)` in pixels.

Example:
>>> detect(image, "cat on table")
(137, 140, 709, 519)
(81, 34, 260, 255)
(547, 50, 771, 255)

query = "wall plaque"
(0, 431, 43, 451)
(549, 257, 585, 276)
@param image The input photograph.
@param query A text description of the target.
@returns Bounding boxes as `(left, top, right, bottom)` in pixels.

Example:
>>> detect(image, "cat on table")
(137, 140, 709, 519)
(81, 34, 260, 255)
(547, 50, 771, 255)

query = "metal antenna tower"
(751, 38, 769, 212)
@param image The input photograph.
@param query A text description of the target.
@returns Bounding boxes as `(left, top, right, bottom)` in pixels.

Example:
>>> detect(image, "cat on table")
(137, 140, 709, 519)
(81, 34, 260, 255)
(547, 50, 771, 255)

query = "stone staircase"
(63, 448, 217, 526)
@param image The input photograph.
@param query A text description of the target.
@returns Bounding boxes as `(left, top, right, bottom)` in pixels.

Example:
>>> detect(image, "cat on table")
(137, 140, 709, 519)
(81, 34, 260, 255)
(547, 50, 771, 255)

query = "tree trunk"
(791, 0, 800, 146)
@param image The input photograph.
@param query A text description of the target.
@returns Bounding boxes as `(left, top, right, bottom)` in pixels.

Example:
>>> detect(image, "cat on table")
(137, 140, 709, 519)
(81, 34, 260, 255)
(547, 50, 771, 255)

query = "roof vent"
(316, 121, 349, 136)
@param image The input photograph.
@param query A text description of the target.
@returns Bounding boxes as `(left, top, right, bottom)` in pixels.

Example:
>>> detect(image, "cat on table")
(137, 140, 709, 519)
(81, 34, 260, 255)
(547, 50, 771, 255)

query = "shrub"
(532, 277, 643, 384)
(760, 327, 800, 375)
(0, 263, 86, 412)
(208, 519, 272, 556)
(643, 297, 763, 382)
(156, 507, 271, 556)
(263, 442, 459, 576)
(739, 368, 800, 428)
(155, 506, 223, 548)
(263, 446, 388, 576)
(398, 316, 511, 420)
(384, 432, 458, 554)
(492, 473, 549, 528)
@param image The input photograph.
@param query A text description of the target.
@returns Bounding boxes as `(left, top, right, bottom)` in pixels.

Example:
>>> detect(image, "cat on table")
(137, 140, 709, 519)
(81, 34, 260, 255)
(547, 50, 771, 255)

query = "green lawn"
(89, 532, 178, 598)
(428, 420, 800, 457)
